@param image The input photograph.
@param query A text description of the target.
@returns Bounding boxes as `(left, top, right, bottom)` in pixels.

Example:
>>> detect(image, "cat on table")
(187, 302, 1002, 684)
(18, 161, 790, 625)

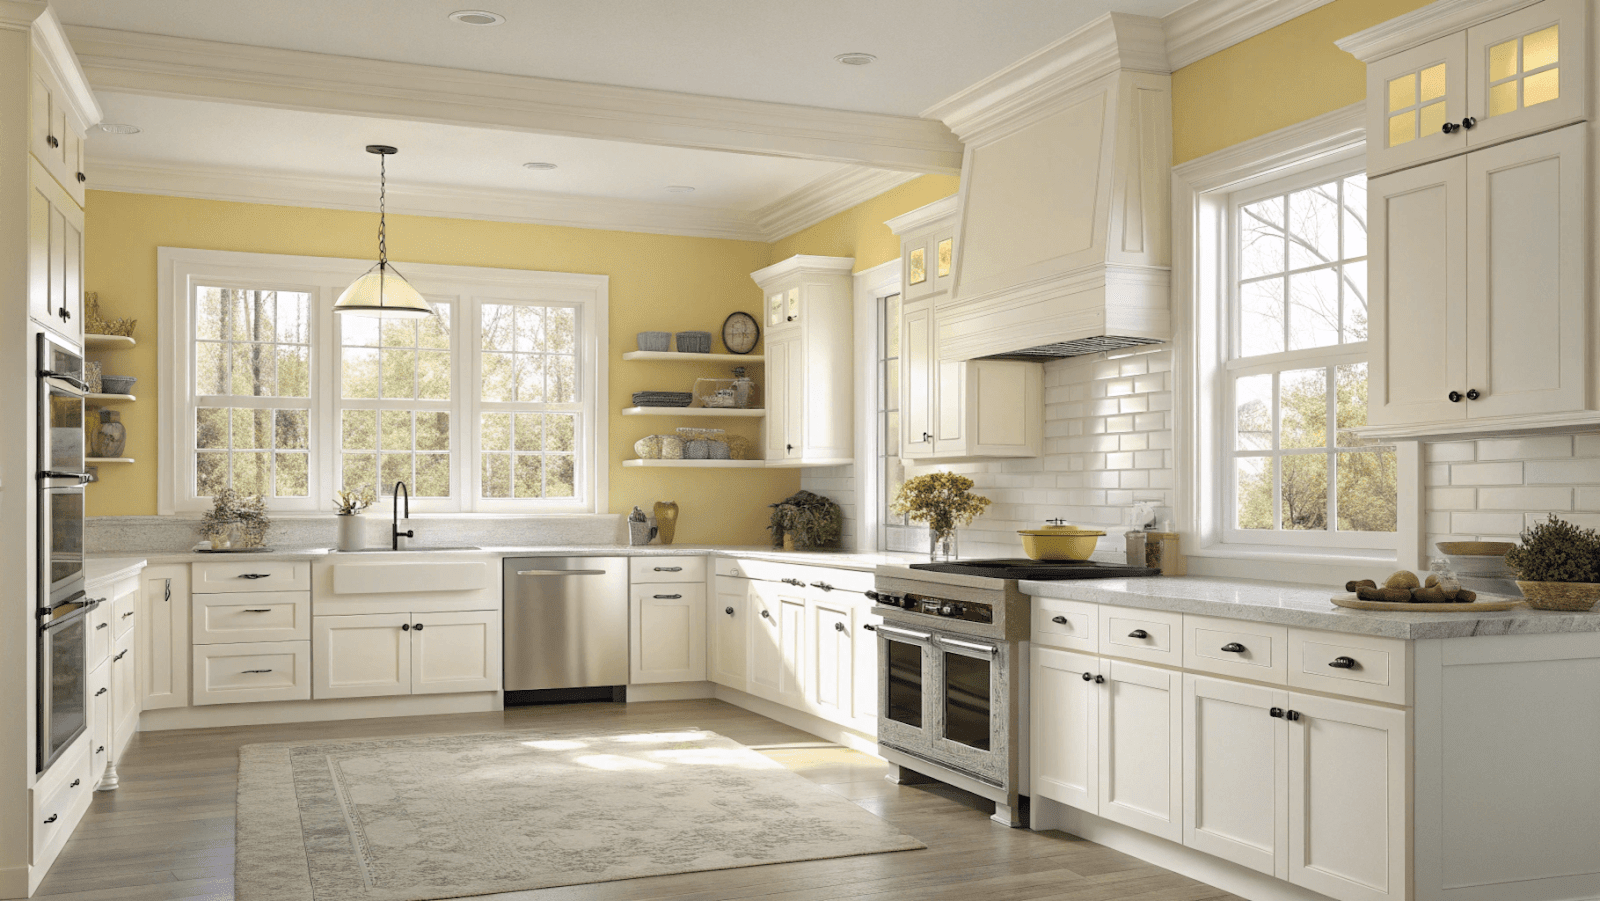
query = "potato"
(1411, 586, 1447, 603)
(1357, 587, 1414, 603)
(1384, 570, 1421, 591)
(1440, 586, 1461, 601)
(1458, 589, 1478, 603)
(1425, 574, 1439, 588)
(1345, 579, 1377, 592)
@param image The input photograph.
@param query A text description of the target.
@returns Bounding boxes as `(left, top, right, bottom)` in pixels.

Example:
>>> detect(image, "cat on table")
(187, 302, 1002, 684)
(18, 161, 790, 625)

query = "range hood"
(925, 14, 1173, 361)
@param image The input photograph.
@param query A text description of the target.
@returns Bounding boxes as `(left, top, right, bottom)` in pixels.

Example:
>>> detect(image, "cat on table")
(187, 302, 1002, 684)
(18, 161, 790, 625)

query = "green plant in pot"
(1505, 514, 1600, 611)
(768, 490, 842, 551)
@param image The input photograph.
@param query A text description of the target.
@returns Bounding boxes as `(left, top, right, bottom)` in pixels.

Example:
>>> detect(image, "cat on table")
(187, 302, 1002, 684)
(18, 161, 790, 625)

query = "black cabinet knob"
(1449, 391, 1463, 402)
(1442, 121, 1460, 134)
(1221, 642, 1246, 653)
(724, 606, 735, 615)
(834, 622, 846, 632)
(46, 135, 59, 148)
(1461, 116, 1477, 130)
(862, 623, 877, 632)
(1082, 672, 1094, 681)
(785, 444, 793, 453)
(401, 623, 411, 631)
(1466, 389, 1480, 400)
(413, 623, 424, 631)
(786, 315, 795, 322)
(1269, 707, 1284, 718)
(1094, 674, 1106, 684)
(1051, 615, 1068, 625)
(70, 779, 80, 788)
(1128, 629, 1149, 639)
(760, 609, 771, 619)
(1329, 656, 1357, 669)
(1286, 709, 1302, 721)
(77, 172, 86, 183)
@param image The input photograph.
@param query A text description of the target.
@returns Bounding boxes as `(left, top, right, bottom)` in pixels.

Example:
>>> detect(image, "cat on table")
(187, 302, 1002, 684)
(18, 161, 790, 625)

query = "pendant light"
(334, 145, 433, 319)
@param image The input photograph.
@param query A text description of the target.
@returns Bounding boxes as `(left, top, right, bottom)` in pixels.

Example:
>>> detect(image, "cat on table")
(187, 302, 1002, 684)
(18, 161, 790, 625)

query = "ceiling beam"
(66, 25, 963, 175)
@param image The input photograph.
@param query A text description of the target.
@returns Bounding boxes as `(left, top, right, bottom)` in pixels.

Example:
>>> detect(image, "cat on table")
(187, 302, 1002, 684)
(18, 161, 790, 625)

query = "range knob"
(938, 603, 961, 617)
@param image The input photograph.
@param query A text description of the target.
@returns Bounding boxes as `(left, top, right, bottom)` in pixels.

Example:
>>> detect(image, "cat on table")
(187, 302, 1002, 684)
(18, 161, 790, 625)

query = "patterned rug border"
(235, 727, 925, 901)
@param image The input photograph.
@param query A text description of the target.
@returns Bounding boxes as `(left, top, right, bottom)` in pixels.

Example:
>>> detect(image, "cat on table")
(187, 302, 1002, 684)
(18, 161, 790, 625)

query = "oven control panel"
(866, 590, 993, 624)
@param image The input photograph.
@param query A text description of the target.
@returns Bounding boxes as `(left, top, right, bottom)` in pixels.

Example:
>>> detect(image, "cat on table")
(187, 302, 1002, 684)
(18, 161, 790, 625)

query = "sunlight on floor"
(522, 739, 589, 751)
(645, 748, 776, 768)
(612, 731, 712, 743)
(574, 754, 666, 771)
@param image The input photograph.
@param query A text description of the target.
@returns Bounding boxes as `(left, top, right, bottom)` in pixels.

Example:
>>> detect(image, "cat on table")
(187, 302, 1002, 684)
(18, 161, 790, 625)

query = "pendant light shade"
(335, 145, 433, 319)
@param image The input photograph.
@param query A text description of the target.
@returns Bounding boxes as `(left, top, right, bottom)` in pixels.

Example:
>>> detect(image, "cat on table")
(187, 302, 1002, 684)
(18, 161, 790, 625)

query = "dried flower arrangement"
(85, 293, 137, 338)
(333, 488, 376, 516)
(199, 489, 271, 548)
(1506, 514, 1600, 582)
(768, 490, 842, 549)
(892, 472, 992, 542)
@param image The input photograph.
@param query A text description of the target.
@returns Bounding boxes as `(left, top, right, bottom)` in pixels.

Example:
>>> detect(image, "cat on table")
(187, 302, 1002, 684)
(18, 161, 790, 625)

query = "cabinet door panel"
(48, 205, 65, 327)
(783, 339, 804, 460)
(710, 590, 748, 689)
(903, 301, 934, 457)
(1287, 693, 1409, 901)
(777, 591, 807, 705)
(1466, 124, 1586, 418)
(749, 583, 782, 699)
(1032, 647, 1099, 812)
(1184, 675, 1289, 878)
(1365, 33, 1468, 176)
(63, 214, 81, 336)
(29, 182, 50, 326)
(809, 596, 853, 724)
(141, 567, 191, 710)
(1465, 0, 1587, 150)
(630, 585, 706, 684)
(764, 340, 790, 460)
(313, 613, 411, 699)
(852, 605, 881, 727)
(411, 610, 500, 694)
(110, 632, 138, 753)
(1368, 157, 1469, 426)
(1098, 659, 1182, 842)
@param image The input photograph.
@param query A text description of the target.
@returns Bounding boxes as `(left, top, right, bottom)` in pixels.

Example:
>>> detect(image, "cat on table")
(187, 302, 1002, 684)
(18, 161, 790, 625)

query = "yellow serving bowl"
(1017, 525, 1106, 561)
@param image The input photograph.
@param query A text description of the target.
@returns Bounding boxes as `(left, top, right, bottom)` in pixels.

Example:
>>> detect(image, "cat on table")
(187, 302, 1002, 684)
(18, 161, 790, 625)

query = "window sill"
(1187, 543, 1397, 568)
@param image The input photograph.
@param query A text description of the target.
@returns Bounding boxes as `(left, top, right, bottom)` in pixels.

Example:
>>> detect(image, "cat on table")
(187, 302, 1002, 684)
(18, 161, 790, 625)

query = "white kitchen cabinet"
(709, 586, 748, 689)
(109, 631, 138, 758)
(751, 256, 854, 467)
(1032, 647, 1100, 813)
(88, 663, 109, 788)
(313, 613, 412, 699)
(192, 640, 312, 706)
(749, 581, 782, 697)
(27, 158, 83, 342)
(1367, 124, 1587, 435)
(1286, 693, 1409, 901)
(852, 605, 881, 725)
(140, 566, 191, 710)
(747, 580, 807, 707)
(1355, 0, 1586, 177)
(28, 45, 89, 207)
(1097, 658, 1183, 843)
(1182, 675, 1289, 879)
(411, 610, 501, 695)
(807, 592, 855, 725)
(890, 200, 1043, 462)
(630, 583, 706, 684)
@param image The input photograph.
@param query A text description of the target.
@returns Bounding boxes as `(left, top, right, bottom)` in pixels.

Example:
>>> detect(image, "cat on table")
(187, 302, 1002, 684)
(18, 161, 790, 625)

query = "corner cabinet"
(1347, 0, 1595, 441)
(752, 256, 855, 467)
(888, 198, 1043, 462)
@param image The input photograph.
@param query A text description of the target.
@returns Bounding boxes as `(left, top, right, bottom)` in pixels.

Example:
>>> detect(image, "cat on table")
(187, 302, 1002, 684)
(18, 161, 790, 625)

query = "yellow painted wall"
(768, 175, 961, 271)
(83, 191, 797, 544)
(1171, 0, 1433, 164)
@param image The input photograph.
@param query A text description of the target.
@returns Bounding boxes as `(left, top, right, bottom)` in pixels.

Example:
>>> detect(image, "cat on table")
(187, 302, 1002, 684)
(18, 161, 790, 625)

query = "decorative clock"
(721, 311, 760, 355)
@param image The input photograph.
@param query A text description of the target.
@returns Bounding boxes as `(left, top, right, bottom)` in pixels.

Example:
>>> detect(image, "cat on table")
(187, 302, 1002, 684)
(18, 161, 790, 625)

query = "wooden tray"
(1331, 593, 1523, 612)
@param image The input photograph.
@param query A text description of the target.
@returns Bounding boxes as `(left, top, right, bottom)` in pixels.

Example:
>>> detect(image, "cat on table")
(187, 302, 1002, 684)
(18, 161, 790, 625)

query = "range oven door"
(876, 622, 934, 755)
(39, 331, 90, 487)
(41, 487, 85, 606)
(39, 594, 97, 772)
(876, 623, 1013, 789)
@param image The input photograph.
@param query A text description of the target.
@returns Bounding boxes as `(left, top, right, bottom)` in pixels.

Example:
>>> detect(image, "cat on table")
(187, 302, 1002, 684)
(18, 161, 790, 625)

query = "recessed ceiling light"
(834, 52, 877, 66)
(95, 123, 141, 135)
(449, 10, 505, 26)
(664, 185, 696, 193)
(522, 161, 558, 170)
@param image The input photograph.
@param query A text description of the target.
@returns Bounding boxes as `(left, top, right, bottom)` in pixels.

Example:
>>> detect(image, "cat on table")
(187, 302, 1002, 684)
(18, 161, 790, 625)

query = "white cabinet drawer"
(111, 590, 136, 640)
(1183, 615, 1288, 684)
(32, 740, 91, 864)
(712, 557, 873, 592)
(88, 600, 112, 669)
(192, 640, 312, 705)
(1098, 605, 1183, 667)
(1288, 630, 1409, 706)
(631, 556, 707, 584)
(193, 591, 310, 645)
(1032, 597, 1098, 653)
(192, 560, 310, 593)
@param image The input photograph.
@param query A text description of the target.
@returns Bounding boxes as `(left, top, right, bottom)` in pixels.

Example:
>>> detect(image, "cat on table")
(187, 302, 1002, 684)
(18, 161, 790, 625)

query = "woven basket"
(1516, 580, 1600, 611)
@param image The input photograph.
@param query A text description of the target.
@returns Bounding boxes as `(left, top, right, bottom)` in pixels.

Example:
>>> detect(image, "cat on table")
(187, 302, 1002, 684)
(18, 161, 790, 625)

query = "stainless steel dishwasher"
(503, 557, 629, 698)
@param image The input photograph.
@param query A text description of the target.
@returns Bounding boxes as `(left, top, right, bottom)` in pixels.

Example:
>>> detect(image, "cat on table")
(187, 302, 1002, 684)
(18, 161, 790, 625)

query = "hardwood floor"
(35, 700, 1243, 901)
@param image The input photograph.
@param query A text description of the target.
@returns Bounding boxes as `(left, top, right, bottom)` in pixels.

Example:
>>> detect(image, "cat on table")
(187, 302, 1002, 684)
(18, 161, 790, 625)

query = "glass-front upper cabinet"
(1350, 0, 1586, 177)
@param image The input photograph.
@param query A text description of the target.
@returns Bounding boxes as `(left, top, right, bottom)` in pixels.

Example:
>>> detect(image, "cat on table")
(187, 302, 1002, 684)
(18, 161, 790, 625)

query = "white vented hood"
(926, 14, 1173, 361)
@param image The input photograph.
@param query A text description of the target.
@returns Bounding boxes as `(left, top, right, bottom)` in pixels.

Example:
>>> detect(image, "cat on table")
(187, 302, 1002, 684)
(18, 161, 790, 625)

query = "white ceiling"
(53, 0, 1193, 117)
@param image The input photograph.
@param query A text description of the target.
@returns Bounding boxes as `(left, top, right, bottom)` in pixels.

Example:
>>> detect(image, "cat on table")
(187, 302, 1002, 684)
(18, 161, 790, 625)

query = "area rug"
(235, 728, 923, 901)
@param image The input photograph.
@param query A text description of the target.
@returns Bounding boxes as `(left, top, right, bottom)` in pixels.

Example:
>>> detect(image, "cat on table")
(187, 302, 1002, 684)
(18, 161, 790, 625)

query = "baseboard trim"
(138, 692, 503, 731)
(0, 864, 28, 901)
(625, 682, 717, 703)
(1032, 797, 1333, 901)
(711, 687, 880, 757)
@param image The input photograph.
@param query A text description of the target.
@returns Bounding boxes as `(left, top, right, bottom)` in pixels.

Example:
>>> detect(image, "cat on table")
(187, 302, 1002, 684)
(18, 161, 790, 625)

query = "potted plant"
(1506, 514, 1600, 611)
(333, 489, 375, 551)
(198, 489, 271, 549)
(891, 472, 991, 560)
(768, 490, 842, 551)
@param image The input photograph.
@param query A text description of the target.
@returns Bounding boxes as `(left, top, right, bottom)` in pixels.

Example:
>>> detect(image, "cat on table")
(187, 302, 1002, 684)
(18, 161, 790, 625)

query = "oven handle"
(40, 602, 95, 633)
(936, 635, 1000, 656)
(874, 623, 932, 643)
(41, 370, 90, 393)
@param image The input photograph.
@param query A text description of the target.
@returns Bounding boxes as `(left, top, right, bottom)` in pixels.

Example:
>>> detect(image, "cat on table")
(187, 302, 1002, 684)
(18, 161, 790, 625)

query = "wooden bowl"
(1436, 541, 1516, 556)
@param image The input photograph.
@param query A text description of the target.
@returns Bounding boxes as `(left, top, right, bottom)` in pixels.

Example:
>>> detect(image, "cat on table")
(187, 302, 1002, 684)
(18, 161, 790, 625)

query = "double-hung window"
(1225, 167, 1397, 548)
(160, 248, 607, 516)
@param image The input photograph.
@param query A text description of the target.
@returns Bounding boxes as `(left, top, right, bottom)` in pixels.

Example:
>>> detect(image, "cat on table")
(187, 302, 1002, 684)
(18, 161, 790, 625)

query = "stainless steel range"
(870, 558, 1156, 827)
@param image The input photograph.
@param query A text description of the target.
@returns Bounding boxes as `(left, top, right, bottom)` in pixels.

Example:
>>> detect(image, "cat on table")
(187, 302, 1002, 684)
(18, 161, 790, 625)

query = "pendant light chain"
(377, 151, 388, 268)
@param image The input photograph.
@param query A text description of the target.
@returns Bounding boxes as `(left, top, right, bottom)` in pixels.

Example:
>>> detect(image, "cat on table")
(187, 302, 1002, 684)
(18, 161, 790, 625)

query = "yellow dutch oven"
(1017, 524, 1106, 561)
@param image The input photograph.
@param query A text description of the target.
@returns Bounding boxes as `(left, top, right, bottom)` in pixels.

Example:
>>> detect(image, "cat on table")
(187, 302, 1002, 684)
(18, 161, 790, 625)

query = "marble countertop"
(1021, 576, 1600, 640)
(85, 545, 923, 573)
(85, 556, 149, 586)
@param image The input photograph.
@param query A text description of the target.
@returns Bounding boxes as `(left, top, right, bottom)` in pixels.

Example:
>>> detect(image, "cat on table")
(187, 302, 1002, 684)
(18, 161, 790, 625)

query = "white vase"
(336, 514, 366, 552)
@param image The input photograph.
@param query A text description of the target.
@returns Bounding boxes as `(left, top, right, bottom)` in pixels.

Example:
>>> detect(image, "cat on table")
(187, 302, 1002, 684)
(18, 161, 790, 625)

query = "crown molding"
(922, 13, 1169, 144)
(884, 194, 958, 236)
(1162, 0, 1338, 70)
(65, 25, 962, 175)
(750, 254, 856, 287)
(1, 3, 101, 126)
(1337, 0, 1541, 62)
(1172, 101, 1365, 190)
(89, 159, 774, 241)
(754, 168, 919, 241)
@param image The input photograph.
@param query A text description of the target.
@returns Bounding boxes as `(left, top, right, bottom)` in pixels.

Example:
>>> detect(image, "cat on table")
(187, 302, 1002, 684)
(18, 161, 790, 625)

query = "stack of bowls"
(1436, 541, 1519, 597)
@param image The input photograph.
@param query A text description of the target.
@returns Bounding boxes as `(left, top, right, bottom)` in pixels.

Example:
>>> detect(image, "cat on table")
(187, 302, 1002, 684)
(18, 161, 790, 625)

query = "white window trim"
(851, 258, 900, 554)
(1172, 102, 1426, 569)
(157, 247, 608, 517)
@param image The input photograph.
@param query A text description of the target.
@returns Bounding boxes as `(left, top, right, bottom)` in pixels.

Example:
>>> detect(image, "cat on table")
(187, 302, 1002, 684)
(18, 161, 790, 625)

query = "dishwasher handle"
(516, 569, 610, 577)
